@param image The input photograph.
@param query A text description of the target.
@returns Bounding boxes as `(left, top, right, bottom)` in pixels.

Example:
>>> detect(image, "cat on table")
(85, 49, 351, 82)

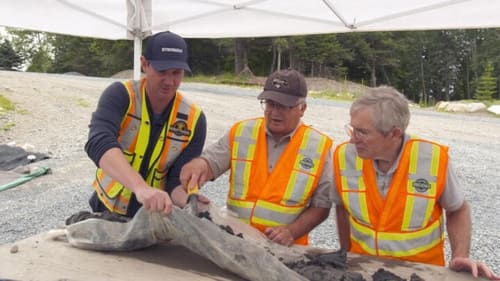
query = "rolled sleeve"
(201, 131, 232, 178)
(439, 159, 466, 212)
(309, 147, 334, 208)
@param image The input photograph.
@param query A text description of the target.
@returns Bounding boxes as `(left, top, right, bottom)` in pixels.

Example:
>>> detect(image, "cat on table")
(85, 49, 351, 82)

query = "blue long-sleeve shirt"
(85, 81, 206, 210)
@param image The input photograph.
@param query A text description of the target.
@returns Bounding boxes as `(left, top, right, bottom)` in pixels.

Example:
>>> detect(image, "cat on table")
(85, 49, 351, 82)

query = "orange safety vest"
(227, 117, 333, 245)
(334, 138, 448, 265)
(92, 79, 202, 215)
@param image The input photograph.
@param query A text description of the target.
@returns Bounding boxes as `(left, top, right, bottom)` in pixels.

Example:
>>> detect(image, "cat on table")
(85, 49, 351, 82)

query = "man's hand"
(179, 157, 213, 192)
(135, 187, 173, 215)
(170, 185, 211, 209)
(450, 257, 500, 280)
(264, 226, 295, 246)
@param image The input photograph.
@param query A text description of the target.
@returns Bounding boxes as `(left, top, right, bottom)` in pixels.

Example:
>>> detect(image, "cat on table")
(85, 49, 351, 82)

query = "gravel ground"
(0, 70, 499, 274)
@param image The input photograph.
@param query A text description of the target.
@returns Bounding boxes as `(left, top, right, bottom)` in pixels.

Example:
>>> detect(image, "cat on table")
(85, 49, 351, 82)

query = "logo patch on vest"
(169, 120, 191, 137)
(413, 178, 430, 193)
(300, 157, 314, 170)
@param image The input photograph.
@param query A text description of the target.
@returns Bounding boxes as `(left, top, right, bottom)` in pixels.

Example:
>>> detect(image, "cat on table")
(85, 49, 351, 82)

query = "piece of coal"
(198, 211, 213, 221)
(409, 273, 425, 281)
(342, 272, 366, 281)
(305, 248, 348, 269)
(197, 210, 244, 238)
(284, 249, 366, 281)
(65, 210, 129, 225)
(372, 268, 406, 281)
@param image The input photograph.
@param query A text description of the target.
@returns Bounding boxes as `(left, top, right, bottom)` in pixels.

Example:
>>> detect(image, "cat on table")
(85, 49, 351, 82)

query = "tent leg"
(133, 37, 142, 80)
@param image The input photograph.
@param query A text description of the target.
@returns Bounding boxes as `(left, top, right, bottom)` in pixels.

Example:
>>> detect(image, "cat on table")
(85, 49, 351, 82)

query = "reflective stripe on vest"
(92, 79, 202, 214)
(227, 118, 332, 234)
(350, 215, 444, 257)
(229, 118, 263, 200)
(335, 138, 447, 262)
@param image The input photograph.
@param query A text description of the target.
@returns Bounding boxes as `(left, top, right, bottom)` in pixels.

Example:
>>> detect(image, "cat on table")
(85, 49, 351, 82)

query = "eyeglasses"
(344, 123, 369, 139)
(260, 100, 300, 112)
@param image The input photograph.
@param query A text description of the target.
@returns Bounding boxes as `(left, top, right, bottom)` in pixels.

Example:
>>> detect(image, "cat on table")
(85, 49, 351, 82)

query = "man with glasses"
(333, 86, 500, 280)
(180, 69, 333, 246)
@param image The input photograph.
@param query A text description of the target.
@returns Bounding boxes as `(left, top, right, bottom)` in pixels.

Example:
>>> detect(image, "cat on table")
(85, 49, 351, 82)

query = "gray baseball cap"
(257, 69, 307, 106)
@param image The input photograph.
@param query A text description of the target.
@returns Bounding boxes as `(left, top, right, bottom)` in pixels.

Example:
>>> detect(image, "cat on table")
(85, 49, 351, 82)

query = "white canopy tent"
(1, 0, 500, 79)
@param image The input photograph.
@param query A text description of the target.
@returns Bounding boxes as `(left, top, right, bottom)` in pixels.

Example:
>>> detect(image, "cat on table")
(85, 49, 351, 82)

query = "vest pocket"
(151, 168, 167, 188)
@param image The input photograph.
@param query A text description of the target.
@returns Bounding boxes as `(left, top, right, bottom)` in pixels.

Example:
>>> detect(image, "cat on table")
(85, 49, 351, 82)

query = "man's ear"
(140, 56, 148, 73)
(391, 127, 403, 138)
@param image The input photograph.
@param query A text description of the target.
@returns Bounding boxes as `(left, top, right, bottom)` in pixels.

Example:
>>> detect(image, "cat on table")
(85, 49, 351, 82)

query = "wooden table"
(0, 231, 484, 281)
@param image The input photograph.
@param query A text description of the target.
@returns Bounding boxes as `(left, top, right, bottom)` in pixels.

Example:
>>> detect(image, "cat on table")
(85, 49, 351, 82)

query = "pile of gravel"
(0, 71, 498, 275)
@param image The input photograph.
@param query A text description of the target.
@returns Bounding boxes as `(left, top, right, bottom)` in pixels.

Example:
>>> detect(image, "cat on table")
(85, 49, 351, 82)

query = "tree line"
(1, 28, 500, 104)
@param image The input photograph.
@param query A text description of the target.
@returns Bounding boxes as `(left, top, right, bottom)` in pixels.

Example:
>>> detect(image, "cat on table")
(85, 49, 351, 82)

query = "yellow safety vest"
(334, 138, 449, 265)
(92, 79, 202, 215)
(227, 117, 333, 245)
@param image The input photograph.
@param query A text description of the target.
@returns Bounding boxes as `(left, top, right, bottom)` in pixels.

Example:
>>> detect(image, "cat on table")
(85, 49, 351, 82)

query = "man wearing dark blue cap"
(85, 31, 207, 218)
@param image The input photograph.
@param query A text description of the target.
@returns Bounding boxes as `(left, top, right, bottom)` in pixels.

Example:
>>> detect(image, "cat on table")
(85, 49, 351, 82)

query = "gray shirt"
(201, 122, 334, 208)
(332, 134, 465, 212)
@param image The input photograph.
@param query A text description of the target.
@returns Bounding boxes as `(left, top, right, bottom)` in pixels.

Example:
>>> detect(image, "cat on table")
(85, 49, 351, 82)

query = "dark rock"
(372, 268, 406, 281)
(409, 273, 425, 281)
(65, 210, 129, 225)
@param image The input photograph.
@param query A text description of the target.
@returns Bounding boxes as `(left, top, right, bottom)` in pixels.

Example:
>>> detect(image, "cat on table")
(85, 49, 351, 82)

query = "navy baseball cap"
(144, 31, 191, 72)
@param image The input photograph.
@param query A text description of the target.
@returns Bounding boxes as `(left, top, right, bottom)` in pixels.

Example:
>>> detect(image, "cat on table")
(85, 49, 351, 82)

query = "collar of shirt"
(374, 133, 410, 176)
(264, 121, 303, 144)
(265, 122, 303, 171)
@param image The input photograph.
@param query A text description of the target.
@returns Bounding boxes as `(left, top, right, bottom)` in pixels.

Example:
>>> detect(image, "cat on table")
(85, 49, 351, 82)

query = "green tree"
(472, 29, 500, 99)
(475, 61, 497, 100)
(390, 31, 425, 103)
(91, 39, 133, 77)
(49, 35, 133, 77)
(27, 48, 52, 72)
(291, 34, 350, 78)
(187, 39, 223, 75)
(0, 39, 22, 70)
(337, 32, 398, 87)
(270, 37, 288, 73)
(6, 28, 54, 72)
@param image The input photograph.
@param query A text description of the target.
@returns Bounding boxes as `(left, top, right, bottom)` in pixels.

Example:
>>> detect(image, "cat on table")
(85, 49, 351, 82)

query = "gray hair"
(350, 86, 410, 135)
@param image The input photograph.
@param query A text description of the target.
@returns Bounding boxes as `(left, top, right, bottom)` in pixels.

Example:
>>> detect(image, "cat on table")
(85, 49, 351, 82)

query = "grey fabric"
(66, 206, 171, 251)
(64, 205, 367, 281)
(65, 206, 308, 281)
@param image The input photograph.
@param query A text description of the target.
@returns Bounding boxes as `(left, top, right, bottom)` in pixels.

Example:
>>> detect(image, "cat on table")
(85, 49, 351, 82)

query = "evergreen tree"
(0, 39, 22, 70)
(27, 49, 52, 72)
(475, 61, 497, 100)
(7, 28, 54, 72)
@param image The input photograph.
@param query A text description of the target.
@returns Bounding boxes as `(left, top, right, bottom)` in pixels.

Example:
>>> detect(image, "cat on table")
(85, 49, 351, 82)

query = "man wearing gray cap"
(180, 69, 333, 246)
(85, 31, 206, 218)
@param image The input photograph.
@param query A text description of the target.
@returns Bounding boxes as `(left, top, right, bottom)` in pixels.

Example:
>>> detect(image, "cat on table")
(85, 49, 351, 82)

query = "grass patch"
(75, 97, 90, 107)
(0, 94, 22, 131)
(483, 99, 500, 106)
(185, 73, 260, 88)
(0, 122, 15, 131)
(186, 74, 360, 102)
(309, 90, 355, 102)
(0, 94, 15, 112)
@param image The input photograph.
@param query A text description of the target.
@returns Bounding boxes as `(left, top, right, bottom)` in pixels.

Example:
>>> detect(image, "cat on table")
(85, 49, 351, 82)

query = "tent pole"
(133, 36, 142, 80)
